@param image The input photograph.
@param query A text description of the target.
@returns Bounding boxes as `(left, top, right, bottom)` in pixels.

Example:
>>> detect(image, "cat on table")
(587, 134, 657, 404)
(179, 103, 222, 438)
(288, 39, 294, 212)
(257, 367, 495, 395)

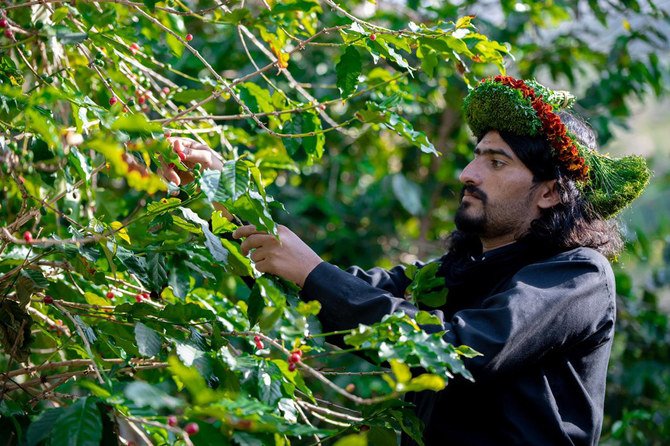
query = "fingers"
(239, 233, 276, 256)
(232, 224, 260, 240)
(158, 163, 181, 186)
(167, 137, 223, 170)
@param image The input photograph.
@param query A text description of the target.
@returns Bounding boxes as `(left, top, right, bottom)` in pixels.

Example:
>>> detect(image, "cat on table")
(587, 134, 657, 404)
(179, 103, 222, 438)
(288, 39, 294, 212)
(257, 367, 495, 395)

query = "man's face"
(455, 131, 543, 245)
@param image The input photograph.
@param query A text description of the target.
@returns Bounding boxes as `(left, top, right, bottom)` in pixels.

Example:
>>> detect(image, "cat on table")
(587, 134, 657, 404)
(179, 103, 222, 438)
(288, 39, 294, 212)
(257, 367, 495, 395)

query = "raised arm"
(301, 248, 615, 380)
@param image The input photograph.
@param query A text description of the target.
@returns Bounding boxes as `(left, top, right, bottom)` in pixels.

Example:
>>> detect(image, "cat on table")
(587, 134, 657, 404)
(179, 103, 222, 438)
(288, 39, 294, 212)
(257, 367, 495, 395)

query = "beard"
(455, 185, 534, 239)
(455, 185, 488, 234)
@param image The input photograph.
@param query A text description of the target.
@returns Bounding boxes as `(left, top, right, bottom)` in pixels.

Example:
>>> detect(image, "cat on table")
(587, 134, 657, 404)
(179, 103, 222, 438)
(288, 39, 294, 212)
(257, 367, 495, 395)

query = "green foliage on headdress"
(462, 81, 542, 139)
(582, 152, 651, 218)
(524, 80, 575, 110)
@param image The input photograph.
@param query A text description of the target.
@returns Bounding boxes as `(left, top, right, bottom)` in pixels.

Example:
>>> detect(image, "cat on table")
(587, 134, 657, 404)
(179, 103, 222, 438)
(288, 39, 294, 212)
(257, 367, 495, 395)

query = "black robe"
(299, 241, 615, 446)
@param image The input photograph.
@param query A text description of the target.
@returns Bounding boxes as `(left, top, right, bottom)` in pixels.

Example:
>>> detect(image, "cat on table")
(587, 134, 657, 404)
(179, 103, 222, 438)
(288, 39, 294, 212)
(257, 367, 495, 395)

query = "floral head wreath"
(463, 75, 651, 218)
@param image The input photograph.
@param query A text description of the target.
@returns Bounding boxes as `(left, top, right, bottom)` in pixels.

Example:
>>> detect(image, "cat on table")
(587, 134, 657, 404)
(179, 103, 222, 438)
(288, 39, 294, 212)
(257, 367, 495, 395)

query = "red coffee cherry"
(288, 352, 302, 364)
(253, 335, 264, 350)
(109, 96, 118, 106)
(185, 34, 193, 42)
(106, 291, 114, 299)
(0, 19, 7, 28)
(184, 422, 199, 435)
(23, 231, 33, 242)
(43, 296, 54, 304)
(167, 415, 178, 427)
(288, 362, 297, 372)
(369, 33, 376, 41)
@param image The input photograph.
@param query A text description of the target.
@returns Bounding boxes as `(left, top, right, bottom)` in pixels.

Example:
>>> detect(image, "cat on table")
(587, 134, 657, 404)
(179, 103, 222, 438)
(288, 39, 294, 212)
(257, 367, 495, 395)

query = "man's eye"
(491, 160, 505, 168)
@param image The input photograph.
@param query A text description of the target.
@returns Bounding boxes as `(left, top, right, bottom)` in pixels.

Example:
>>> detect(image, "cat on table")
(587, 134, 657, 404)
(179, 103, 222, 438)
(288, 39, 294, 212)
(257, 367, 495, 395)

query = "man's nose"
(459, 159, 481, 185)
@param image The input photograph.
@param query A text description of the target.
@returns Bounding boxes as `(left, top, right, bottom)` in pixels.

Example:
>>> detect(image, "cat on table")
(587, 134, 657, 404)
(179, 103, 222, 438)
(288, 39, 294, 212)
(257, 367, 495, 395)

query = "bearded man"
(168, 76, 650, 445)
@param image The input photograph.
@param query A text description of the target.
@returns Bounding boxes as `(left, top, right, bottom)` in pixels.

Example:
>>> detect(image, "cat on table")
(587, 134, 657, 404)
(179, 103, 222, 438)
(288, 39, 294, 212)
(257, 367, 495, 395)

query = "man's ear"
(536, 180, 561, 209)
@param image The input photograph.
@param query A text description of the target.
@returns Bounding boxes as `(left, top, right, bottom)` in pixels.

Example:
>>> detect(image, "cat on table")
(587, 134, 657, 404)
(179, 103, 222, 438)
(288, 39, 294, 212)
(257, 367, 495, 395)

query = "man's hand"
(233, 225, 323, 288)
(159, 138, 224, 186)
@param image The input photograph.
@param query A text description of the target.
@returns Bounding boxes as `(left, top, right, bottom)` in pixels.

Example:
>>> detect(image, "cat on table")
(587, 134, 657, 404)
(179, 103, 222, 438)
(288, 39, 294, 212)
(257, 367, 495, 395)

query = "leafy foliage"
(0, 0, 667, 445)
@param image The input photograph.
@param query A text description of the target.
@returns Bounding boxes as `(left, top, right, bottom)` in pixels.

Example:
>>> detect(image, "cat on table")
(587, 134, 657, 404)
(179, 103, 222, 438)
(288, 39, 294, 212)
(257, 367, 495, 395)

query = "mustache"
(460, 185, 487, 203)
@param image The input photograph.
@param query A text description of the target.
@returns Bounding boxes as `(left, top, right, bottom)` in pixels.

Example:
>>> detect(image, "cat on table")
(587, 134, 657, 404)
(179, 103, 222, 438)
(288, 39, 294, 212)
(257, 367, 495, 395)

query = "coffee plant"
(0, 1, 508, 444)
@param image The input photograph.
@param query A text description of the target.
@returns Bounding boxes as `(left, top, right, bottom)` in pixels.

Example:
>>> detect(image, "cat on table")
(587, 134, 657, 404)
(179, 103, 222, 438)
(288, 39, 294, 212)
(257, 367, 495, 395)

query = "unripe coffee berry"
(162, 87, 170, 95)
(23, 231, 33, 242)
(184, 422, 199, 435)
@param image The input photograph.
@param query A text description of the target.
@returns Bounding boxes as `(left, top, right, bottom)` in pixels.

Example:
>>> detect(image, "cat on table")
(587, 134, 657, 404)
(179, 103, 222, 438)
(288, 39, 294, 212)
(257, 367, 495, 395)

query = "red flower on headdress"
(487, 76, 589, 182)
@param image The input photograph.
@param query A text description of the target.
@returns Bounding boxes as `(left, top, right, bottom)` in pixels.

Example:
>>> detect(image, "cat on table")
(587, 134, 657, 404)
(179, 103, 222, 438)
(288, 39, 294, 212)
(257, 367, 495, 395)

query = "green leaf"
(211, 211, 238, 234)
(168, 356, 219, 405)
(334, 434, 367, 446)
(336, 46, 362, 98)
(415, 311, 442, 326)
(178, 207, 228, 263)
(134, 322, 162, 357)
(296, 300, 321, 316)
(390, 359, 411, 384)
(199, 161, 251, 204)
(405, 373, 446, 392)
(391, 174, 423, 216)
(228, 192, 277, 235)
(171, 89, 213, 104)
(51, 397, 102, 446)
(256, 361, 283, 406)
(56, 31, 88, 45)
(26, 408, 64, 446)
(124, 381, 183, 410)
(146, 197, 182, 215)
(111, 113, 162, 135)
(51, 7, 70, 24)
(281, 112, 325, 162)
(160, 303, 215, 323)
(221, 160, 251, 202)
(406, 261, 448, 308)
(238, 82, 275, 114)
(146, 251, 168, 291)
(143, 0, 158, 11)
(362, 102, 437, 155)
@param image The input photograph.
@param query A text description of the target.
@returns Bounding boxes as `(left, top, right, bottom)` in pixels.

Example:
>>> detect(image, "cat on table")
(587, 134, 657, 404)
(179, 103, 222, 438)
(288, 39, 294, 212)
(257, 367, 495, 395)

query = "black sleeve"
(300, 251, 615, 381)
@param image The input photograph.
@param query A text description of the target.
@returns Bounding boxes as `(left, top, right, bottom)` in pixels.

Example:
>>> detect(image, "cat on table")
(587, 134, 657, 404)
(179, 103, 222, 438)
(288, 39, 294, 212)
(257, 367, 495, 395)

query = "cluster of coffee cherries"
(167, 415, 199, 436)
(0, 11, 13, 39)
(287, 349, 302, 372)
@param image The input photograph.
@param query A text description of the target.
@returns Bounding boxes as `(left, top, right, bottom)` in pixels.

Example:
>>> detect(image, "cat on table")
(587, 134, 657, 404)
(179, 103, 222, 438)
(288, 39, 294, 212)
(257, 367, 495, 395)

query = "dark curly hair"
(448, 112, 623, 259)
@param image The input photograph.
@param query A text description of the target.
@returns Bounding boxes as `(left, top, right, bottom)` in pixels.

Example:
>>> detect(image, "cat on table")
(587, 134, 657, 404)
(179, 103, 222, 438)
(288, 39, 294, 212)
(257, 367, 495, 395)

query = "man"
(167, 76, 650, 445)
